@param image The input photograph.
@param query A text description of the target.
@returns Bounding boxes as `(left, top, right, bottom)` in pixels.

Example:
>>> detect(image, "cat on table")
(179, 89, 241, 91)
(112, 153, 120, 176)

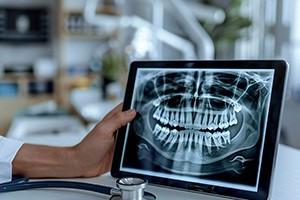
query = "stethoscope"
(0, 176, 156, 200)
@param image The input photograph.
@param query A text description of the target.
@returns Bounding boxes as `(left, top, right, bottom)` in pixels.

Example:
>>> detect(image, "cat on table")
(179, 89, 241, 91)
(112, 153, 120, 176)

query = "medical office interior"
(0, 0, 299, 152)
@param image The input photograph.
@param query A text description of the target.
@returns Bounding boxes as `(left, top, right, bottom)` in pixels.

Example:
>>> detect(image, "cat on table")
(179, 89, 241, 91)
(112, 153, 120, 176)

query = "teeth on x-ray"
(152, 105, 238, 131)
(153, 123, 231, 153)
(134, 70, 273, 175)
(151, 92, 240, 154)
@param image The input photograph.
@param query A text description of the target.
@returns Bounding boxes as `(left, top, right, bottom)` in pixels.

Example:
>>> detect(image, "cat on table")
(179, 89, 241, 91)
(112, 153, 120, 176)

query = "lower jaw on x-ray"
(121, 68, 274, 191)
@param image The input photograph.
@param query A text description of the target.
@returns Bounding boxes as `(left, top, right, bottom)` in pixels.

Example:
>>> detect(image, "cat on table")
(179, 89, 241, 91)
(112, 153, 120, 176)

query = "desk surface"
(1, 144, 299, 200)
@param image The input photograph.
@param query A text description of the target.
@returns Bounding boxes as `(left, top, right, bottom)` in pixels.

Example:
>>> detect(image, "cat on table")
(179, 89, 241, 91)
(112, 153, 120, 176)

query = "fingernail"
(125, 109, 135, 116)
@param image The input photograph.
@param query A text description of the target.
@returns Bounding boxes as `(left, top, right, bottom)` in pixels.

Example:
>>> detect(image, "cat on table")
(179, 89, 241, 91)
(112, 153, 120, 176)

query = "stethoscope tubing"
(0, 179, 114, 195)
(0, 177, 156, 199)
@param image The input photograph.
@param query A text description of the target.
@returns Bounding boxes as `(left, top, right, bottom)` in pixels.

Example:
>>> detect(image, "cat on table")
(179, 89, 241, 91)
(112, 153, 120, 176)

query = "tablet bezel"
(111, 60, 288, 200)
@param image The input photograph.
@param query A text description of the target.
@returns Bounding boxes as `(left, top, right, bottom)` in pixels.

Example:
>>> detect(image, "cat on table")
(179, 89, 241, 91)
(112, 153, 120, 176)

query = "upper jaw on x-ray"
(131, 69, 273, 176)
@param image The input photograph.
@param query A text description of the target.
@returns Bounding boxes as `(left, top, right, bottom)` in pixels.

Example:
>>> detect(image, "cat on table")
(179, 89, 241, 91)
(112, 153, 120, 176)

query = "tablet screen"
(112, 60, 288, 200)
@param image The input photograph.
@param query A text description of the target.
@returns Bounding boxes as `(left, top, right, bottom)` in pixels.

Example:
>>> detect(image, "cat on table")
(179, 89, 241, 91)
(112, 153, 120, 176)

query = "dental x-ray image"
(120, 67, 274, 191)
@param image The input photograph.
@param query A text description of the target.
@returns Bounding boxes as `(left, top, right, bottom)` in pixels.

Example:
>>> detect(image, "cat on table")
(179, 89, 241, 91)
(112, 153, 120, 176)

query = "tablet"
(111, 60, 289, 200)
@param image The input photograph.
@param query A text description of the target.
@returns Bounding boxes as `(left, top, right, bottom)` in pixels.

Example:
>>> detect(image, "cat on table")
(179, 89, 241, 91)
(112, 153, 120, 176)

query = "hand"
(12, 103, 136, 179)
(74, 103, 136, 177)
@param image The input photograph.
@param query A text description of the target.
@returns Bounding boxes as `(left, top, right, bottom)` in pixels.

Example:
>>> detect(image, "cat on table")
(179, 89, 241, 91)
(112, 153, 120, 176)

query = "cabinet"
(0, 74, 58, 134)
(0, 0, 58, 134)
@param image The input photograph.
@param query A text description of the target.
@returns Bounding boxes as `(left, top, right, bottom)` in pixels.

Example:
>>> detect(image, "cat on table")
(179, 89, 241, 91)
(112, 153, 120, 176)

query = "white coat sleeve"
(0, 136, 24, 183)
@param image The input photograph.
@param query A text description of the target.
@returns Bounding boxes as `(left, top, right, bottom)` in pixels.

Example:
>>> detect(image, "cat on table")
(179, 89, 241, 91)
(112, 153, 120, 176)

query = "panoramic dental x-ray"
(121, 68, 274, 191)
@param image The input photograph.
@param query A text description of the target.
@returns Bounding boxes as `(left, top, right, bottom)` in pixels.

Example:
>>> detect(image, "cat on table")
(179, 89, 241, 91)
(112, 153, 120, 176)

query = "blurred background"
(0, 0, 299, 148)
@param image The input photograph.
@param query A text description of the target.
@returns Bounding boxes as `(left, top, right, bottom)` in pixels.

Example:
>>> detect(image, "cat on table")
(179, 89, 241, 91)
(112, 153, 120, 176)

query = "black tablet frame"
(111, 60, 289, 200)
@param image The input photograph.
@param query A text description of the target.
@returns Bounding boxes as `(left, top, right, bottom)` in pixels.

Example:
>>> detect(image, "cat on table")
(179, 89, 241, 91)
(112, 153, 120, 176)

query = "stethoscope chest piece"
(110, 177, 156, 200)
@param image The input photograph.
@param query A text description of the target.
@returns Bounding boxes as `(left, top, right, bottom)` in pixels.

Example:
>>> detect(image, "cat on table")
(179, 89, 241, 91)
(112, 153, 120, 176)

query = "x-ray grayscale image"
(121, 68, 274, 191)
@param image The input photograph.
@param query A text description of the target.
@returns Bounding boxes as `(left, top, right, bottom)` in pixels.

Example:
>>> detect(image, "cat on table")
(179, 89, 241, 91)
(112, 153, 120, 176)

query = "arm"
(12, 103, 136, 179)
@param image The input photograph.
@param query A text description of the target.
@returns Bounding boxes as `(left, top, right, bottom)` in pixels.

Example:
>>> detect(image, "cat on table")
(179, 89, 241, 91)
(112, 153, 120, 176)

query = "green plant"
(202, 0, 252, 53)
(101, 51, 126, 81)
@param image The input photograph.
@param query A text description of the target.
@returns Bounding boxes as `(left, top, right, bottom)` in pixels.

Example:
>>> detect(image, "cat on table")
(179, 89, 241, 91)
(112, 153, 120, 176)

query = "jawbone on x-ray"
(125, 68, 274, 188)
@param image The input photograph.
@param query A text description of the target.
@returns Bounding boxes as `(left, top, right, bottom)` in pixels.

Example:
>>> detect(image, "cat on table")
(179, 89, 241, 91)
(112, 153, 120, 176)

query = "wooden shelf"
(56, 0, 118, 109)
(63, 32, 112, 40)
(1, 74, 53, 81)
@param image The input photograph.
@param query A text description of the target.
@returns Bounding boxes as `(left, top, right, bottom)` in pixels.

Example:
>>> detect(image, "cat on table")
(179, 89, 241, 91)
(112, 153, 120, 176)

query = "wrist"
(71, 142, 113, 178)
(13, 144, 81, 178)
(71, 143, 99, 178)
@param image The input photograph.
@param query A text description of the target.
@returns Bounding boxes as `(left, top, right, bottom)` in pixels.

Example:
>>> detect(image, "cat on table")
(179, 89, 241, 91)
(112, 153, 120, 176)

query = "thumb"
(99, 108, 136, 134)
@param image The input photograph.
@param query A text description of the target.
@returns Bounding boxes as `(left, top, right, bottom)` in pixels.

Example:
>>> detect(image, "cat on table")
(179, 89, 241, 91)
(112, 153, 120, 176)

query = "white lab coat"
(0, 136, 24, 183)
